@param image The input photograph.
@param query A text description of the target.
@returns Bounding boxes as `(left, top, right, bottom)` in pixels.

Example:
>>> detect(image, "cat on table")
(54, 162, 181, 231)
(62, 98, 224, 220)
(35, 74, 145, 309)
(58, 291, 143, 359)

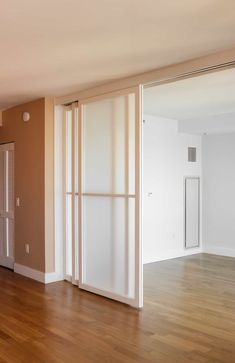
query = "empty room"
(1, 1, 235, 363)
(142, 70, 235, 355)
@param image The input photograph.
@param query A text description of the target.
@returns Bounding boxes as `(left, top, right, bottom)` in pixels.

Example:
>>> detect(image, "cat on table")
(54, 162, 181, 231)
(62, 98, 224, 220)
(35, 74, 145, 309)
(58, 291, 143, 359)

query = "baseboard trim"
(14, 263, 45, 282)
(14, 263, 64, 284)
(45, 271, 64, 284)
(144, 248, 202, 264)
(0, 256, 14, 269)
(203, 247, 235, 258)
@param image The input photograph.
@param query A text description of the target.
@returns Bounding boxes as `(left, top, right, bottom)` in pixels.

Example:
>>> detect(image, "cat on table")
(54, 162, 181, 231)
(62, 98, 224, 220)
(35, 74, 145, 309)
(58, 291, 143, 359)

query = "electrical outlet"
(16, 197, 20, 207)
(25, 243, 30, 255)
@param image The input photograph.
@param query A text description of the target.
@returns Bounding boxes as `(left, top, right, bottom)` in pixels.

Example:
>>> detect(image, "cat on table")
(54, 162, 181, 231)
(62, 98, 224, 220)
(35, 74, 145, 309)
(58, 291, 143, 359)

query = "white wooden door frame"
(63, 104, 79, 285)
(0, 142, 14, 269)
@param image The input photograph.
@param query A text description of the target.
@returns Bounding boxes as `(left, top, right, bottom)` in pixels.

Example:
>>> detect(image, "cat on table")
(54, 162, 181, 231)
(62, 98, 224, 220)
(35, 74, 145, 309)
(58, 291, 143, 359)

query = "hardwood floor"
(0, 253, 235, 362)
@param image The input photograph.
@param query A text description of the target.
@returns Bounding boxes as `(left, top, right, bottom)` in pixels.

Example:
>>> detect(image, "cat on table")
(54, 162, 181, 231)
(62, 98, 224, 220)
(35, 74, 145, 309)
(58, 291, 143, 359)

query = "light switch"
(16, 197, 20, 207)
(25, 244, 30, 254)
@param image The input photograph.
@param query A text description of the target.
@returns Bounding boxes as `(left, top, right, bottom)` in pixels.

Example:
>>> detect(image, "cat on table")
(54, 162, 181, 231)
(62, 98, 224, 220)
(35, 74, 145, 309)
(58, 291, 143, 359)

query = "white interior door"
(78, 87, 143, 308)
(0, 143, 14, 269)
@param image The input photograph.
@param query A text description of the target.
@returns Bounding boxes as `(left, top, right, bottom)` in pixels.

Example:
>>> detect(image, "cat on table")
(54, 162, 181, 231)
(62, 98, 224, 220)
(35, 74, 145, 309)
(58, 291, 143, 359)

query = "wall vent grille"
(188, 147, 196, 162)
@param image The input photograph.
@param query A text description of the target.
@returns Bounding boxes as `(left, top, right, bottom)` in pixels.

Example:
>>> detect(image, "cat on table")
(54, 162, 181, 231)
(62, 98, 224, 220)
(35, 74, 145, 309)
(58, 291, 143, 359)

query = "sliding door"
(0, 143, 14, 269)
(78, 87, 142, 307)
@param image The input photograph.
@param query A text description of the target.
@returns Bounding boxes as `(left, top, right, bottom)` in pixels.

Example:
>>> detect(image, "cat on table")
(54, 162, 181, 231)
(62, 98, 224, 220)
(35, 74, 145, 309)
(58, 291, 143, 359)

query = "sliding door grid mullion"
(80, 193, 135, 198)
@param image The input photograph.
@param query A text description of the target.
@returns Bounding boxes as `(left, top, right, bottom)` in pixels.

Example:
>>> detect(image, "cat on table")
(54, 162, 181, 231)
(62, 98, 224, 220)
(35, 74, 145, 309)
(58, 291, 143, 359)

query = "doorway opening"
(142, 67, 235, 303)
(55, 64, 235, 309)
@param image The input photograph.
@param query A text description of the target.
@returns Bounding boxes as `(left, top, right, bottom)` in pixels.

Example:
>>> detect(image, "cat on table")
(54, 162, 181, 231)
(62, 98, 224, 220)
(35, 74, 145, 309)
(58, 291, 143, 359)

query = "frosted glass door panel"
(128, 93, 136, 195)
(66, 194, 72, 276)
(185, 177, 200, 248)
(79, 87, 142, 308)
(82, 196, 135, 298)
(83, 95, 135, 194)
(66, 110, 72, 193)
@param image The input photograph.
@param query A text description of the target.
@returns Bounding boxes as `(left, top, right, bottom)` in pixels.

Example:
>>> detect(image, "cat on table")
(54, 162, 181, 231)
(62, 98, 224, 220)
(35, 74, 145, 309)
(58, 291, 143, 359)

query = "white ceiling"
(1, 0, 235, 109)
(178, 114, 235, 135)
(144, 68, 235, 120)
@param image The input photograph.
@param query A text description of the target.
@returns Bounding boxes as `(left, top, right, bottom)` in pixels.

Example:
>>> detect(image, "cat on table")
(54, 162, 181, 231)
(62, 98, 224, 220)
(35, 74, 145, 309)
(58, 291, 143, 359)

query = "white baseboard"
(45, 271, 64, 284)
(203, 246, 235, 258)
(144, 248, 202, 264)
(14, 263, 45, 282)
(0, 256, 14, 269)
(14, 263, 64, 284)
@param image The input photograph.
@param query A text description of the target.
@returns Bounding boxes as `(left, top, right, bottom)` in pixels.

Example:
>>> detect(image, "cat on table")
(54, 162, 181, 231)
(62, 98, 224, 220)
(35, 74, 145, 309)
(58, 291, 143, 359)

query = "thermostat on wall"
(22, 112, 30, 122)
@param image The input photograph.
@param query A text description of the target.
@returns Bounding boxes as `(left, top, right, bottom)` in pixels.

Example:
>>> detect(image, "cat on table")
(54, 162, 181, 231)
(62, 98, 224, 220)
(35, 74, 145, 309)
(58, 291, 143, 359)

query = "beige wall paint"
(0, 98, 54, 273)
(44, 97, 55, 273)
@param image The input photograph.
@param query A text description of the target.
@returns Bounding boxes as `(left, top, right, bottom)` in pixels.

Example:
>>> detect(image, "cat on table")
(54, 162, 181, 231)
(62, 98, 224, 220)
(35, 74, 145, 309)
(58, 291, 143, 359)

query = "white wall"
(202, 133, 235, 257)
(178, 113, 235, 135)
(143, 114, 202, 264)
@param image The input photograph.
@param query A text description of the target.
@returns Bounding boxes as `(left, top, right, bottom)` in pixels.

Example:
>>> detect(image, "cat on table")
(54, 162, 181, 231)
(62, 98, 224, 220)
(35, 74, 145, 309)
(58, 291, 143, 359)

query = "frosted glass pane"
(0, 151, 4, 212)
(128, 198, 135, 298)
(74, 107, 79, 194)
(128, 93, 136, 195)
(66, 194, 72, 276)
(82, 196, 135, 298)
(66, 110, 72, 193)
(74, 194, 79, 280)
(83, 97, 126, 193)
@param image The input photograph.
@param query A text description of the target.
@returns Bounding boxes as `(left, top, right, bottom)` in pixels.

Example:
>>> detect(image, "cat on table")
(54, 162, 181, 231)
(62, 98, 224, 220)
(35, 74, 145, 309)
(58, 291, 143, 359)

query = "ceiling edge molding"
(56, 47, 235, 105)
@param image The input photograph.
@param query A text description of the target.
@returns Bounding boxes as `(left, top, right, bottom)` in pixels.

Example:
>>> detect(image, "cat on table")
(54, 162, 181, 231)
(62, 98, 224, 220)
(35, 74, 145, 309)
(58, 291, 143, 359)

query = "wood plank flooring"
(0, 253, 235, 362)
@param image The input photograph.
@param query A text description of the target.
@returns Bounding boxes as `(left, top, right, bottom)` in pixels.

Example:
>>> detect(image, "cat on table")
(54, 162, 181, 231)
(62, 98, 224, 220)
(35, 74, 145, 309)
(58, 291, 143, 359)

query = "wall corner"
(44, 97, 55, 274)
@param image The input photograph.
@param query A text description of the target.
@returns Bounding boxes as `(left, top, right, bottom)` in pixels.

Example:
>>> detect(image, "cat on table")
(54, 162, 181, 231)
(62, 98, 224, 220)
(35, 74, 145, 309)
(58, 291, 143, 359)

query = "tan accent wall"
(0, 98, 54, 273)
(44, 97, 55, 273)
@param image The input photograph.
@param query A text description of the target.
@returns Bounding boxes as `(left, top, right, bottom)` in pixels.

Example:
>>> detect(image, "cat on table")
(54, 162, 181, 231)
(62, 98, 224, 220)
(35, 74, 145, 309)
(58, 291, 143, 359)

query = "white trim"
(0, 256, 14, 269)
(14, 263, 45, 282)
(0, 142, 14, 151)
(14, 263, 64, 284)
(0, 143, 15, 269)
(55, 48, 235, 105)
(203, 247, 235, 258)
(79, 283, 136, 306)
(144, 248, 202, 265)
(82, 192, 135, 198)
(45, 271, 64, 284)
(54, 105, 65, 280)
